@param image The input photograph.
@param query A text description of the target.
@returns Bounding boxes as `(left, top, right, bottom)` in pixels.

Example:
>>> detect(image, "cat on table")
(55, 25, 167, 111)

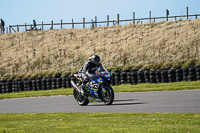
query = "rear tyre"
(73, 89, 89, 106)
(102, 86, 114, 105)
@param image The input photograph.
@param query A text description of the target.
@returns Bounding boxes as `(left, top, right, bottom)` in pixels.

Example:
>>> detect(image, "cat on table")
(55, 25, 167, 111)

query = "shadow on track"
(89, 99, 148, 106)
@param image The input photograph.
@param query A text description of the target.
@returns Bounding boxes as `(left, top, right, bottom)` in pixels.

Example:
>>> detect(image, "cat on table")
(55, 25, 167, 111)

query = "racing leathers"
(79, 58, 102, 85)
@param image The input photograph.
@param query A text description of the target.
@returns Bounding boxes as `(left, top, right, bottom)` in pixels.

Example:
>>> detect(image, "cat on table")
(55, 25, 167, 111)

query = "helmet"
(91, 55, 100, 66)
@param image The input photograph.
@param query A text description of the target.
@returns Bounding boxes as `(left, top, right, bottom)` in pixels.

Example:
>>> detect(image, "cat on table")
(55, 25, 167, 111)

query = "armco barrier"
(1, 66, 200, 94)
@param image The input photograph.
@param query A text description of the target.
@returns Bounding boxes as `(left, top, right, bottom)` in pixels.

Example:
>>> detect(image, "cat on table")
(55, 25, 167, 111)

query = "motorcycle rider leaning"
(79, 55, 102, 95)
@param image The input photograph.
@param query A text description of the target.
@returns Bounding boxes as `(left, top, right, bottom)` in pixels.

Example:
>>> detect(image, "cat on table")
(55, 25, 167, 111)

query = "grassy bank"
(0, 113, 199, 133)
(1, 19, 200, 77)
(0, 81, 200, 100)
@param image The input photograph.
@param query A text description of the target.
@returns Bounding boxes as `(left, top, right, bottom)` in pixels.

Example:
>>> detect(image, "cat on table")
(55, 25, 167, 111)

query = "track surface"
(0, 90, 200, 113)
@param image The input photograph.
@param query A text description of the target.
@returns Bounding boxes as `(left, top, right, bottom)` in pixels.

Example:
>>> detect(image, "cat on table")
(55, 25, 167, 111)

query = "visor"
(94, 60, 100, 65)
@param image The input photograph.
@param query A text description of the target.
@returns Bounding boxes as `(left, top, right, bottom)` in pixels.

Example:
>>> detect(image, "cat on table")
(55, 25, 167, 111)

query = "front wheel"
(73, 89, 89, 106)
(102, 86, 114, 105)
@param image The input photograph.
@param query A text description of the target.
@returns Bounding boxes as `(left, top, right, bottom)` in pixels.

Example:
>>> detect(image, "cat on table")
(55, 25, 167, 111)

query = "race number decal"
(89, 81, 98, 89)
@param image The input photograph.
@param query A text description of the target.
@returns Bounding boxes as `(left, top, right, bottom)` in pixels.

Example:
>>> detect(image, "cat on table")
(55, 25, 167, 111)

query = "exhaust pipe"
(71, 80, 102, 102)
(71, 80, 81, 93)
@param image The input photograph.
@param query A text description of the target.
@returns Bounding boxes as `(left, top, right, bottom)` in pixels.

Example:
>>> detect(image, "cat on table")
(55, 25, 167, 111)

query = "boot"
(81, 84, 87, 95)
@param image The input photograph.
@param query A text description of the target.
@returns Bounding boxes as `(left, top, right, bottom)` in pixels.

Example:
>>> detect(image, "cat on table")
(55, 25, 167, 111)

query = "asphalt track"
(0, 90, 200, 113)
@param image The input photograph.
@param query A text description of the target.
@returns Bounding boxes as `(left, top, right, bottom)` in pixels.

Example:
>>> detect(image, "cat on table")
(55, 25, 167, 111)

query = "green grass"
(0, 81, 200, 100)
(0, 113, 199, 133)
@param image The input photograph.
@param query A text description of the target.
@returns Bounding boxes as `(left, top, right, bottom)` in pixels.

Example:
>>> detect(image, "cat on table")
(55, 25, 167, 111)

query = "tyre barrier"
(115, 70, 120, 86)
(195, 65, 200, 80)
(131, 70, 138, 85)
(150, 70, 156, 83)
(1, 66, 200, 94)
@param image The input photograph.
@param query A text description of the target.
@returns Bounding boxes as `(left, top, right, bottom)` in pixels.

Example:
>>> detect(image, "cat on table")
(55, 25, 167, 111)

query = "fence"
(7, 7, 200, 33)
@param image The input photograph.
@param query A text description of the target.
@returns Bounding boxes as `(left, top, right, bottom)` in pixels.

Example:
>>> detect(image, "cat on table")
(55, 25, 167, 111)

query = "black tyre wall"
(137, 69, 145, 83)
(161, 70, 169, 83)
(188, 67, 196, 81)
(131, 70, 138, 85)
(115, 71, 121, 86)
(156, 70, 162, 83)
(168, 69, 176, 83)
(150, 70, 157, 83)
(120, 71, 127, 84)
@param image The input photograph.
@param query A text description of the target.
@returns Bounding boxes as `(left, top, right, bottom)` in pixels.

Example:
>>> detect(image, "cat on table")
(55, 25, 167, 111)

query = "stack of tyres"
(131, 70, 138, 85)
(14, 79, 20, 92)
(111, 72, 115, 86)
(195, 65, 200, 80)
(188, 67, 196, 81)
(13, 80, 18, 92)
(150, 70, 156, 83)
(127, 72, 132, 84)
(168, 69, 176, 83)
(144, 70, 150, 83)
(36, 78, 42, 90)
(56, 78, 62, 89)
(66, 77, 71, 88)
(32, 79, 37, 91)
(138, 69, 145, 83)
(46, 78, 52, 90)
(42, 79, 47, 90)
(115, 71, 121, 86)
(176, 69, 183, 82)
(120, 71, 127, 84)
(23, 78, 28, 91)
(18, 81, 24, 92)
(6, 80, 12, 93)
(161, 69, 169, 83)
(1, 82, 6, 93)
(61, 76, 66, 88)
(0, 83, 2, 94)
(12, 81, 15, 92)
(156, 70, 162, 83)
(28, 79, 33, 91)
(182, 67, 189, 81)
(51, 77, 56, 89)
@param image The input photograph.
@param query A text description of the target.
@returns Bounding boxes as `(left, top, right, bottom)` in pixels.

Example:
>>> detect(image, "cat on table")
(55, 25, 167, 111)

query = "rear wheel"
(102, 86, 114, 105)
(73, 89, 89, 106)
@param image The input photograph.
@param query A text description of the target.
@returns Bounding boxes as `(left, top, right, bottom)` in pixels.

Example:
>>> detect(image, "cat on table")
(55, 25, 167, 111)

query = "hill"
(0, 19, 200, 78)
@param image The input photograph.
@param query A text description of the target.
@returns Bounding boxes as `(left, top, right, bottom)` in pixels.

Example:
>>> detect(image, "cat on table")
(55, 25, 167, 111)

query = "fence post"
(9, 26, 11, 33)
(25, 23, 27, 32)
(83, 17, 85, 29)
(117, 14, 119, 25)
(154, 17, 156, 22)
(95, 16, 97, 27)
(175, 16, 177, 21)
(72, 19, 74, 29)
(133, 12, 135, 24)
(166, 9, 169, 21)
(61, 19, 62, 29)
(195, 15, 197, 19)
(51, 20, 53, 30)
(149, 11, 151, 22)
(186, 7, 189, 20)
(42, 21, 43, 31)
(17, 25, 19, 32)
(107, 15, 109, 26)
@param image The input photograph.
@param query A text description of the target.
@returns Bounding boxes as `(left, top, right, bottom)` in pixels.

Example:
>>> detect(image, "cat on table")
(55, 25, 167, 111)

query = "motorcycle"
(71, 66, 114, 106)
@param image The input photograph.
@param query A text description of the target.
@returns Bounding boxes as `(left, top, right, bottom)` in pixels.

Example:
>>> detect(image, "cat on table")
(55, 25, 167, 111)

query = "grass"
(0, 113, 199, 133)
(0, 81, 200, 100)
(1, 19, 200, 77)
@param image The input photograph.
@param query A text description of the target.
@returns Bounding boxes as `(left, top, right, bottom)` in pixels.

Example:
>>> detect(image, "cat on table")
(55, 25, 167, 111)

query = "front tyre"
(73, 89, 89, 106)
(102, 86, 114, 105)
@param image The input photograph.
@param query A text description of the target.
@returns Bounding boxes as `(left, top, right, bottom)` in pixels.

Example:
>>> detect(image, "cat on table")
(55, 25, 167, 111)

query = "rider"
(79, 55, 102, 95)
